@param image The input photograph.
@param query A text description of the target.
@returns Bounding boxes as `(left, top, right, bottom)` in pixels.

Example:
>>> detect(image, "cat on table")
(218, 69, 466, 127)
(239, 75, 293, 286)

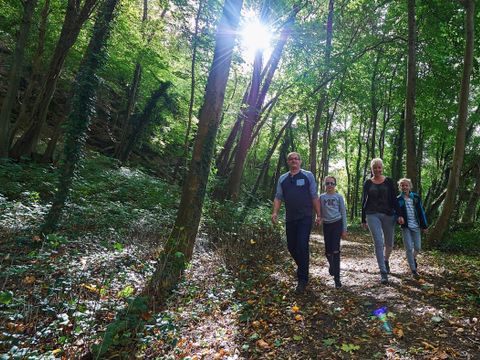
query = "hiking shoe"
(295, 281, 307, 294)
(334, 277, 342, 289)
(380, 273, 389, 285)
(412, 270, 420, 279)
(328, 266, 334, 276)
(414, 258, 418, 269)
(384, 260, 391, 274)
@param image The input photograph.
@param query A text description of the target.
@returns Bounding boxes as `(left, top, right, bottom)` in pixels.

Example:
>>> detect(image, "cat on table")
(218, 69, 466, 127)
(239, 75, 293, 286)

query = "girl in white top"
(320, 176, 348, 288)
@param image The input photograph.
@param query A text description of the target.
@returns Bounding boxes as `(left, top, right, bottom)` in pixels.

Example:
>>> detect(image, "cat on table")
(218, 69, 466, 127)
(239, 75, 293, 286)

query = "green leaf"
(117, 285, 134, 298)
(340, 343, 360, 352)
(322, 338, 336, 346)
(293, 335, 303, 341)
(113, 242, 124, 251)
(0, 290, 13, 305)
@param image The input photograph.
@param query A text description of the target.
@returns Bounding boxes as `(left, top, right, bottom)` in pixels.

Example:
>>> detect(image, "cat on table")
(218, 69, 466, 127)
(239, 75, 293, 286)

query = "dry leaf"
(23, 276, 35, 284)
(294, 314, 303, 321)
(292, 305, 300, 313)
(257, 339, 270, 349)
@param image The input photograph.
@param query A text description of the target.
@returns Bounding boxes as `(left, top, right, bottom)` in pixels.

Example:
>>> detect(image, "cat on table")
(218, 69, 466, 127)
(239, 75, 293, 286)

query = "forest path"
(146, 229, 480, 359)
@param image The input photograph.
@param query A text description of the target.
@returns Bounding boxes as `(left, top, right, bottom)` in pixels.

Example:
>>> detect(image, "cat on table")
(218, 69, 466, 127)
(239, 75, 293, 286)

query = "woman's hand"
(362, 222, 368, 230)
(397, 216, 405, 225)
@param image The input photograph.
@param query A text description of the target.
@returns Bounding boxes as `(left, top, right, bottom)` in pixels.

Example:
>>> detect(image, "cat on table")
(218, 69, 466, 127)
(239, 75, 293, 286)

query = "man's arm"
(272, 198, 282, 224)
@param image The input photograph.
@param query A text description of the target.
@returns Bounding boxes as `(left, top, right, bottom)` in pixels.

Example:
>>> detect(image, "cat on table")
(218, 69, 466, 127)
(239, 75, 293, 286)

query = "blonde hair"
(370, 158, 383, 169)
(398, 178, 412, 191)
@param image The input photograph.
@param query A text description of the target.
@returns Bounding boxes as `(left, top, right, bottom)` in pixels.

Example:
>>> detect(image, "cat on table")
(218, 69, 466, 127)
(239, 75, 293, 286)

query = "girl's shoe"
(384, 260, 391, 274)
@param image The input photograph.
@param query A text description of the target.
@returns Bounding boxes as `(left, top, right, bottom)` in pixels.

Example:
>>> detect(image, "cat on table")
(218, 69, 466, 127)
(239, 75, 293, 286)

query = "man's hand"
(397, 216, 405, 225)
(341, 231, 347, 240)
(271, 213, 278, 224)
(362, 222, 368, 230)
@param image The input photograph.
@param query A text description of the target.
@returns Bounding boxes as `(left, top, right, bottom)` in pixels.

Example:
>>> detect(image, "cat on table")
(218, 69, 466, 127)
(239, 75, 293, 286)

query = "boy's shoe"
(380, 273, 389, 285)
(412, 270, 420, 278)
(384, 260, 391, 274)
(295, 281, 307, 294)
(334, 277, 342, 289)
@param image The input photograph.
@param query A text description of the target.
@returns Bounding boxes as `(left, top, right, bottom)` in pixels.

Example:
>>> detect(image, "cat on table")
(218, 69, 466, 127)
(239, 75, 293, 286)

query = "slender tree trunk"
(41, 0, 120, 234)
(461, 162, 480, 223)
(391, 113, 405, 185)
(310, 0, 334, 178)
(183, 0, 204, 166)
(10, 0, 99, 159)
(428, 0, 474, 244)
(117, 82, 172, 163)
(0, 0, 38, 158)
(147, 0, 243, 303)
(404, 0, 418, 190)
(369, 51, 380, 159)
(247, 113, 296, 205)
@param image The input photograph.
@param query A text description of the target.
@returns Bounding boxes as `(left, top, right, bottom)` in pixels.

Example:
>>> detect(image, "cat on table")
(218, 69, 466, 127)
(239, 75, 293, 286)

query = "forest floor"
(1, 226, 480, 359)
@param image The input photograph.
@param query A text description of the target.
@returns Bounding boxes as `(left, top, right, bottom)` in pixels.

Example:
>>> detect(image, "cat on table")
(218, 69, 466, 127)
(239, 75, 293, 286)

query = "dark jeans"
(323, 219, 342, 278)
(286, 216, 312, 284)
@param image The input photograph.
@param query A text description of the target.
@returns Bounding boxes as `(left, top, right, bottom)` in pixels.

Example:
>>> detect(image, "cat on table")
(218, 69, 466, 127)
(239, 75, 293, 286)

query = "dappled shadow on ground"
(141, 229, 479, 359)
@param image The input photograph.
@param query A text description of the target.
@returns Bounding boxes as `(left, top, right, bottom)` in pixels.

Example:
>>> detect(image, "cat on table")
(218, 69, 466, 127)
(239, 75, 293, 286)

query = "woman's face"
(372, 163, 383, 176)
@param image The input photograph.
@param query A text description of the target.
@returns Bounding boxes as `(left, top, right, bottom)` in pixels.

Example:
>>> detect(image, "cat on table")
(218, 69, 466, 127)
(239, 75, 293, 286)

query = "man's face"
(287, 154, 301, 170)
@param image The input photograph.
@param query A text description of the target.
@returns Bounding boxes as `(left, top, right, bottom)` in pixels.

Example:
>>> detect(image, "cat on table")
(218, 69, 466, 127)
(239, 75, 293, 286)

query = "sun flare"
(240, 17, 272, 61)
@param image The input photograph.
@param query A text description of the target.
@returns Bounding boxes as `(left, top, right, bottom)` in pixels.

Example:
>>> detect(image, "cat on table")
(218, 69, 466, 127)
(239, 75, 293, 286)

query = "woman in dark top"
(361, 158, 404, 284)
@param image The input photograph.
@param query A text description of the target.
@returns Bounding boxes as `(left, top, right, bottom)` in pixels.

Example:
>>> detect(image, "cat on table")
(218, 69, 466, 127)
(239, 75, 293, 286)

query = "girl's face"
(325, 177, 336, 192)
(400, 181, 411, 193)
(372, 163, 383, 177)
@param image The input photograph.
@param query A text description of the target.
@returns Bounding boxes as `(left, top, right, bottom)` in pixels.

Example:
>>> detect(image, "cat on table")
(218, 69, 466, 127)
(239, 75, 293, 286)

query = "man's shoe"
(381, 273, 389, 285)
(384, 260, 391, 274)
(412, 270, 420, 279)
(295, 281, 306, 294)
(334, 277, 342, 289)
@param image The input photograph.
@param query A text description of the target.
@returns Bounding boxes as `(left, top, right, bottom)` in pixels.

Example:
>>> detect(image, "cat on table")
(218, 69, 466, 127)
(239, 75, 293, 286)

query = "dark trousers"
(323, 219, 342, 278)
(286, 216, 312, 284)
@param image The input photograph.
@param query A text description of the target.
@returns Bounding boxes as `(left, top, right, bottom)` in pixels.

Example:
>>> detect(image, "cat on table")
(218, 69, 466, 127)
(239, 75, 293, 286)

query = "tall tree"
(148, 0, 243, 302)
(0, 0, 38, 158)
(428, 0, 475, 244)
(41, 0, 120, 234)
(404, 0, 418, 190)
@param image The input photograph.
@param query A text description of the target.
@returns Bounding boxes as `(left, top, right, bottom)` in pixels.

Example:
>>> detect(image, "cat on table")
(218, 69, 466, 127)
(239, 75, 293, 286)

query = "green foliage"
(0, 290, 14, 305)
(92, 296, 149, 357)
(439, 224, 480, 254)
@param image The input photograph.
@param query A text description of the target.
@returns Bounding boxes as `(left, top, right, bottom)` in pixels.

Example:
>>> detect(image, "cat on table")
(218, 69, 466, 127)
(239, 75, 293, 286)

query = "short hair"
(287, 152, 301, 160)
(370, 158, 383, 169)
(398, 178, 412, 191)
(324, 175, 336, 184)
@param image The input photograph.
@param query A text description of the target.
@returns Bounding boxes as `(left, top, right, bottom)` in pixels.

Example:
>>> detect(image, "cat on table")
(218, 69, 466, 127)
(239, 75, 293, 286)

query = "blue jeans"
(286, 216, 312, 284)
(366, 213, 395, 274)
(401, 228, 421, 271)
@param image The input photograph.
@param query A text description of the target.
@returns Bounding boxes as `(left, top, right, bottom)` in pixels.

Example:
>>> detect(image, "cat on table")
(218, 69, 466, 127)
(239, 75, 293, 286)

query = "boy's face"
(400, 181, 411, 193)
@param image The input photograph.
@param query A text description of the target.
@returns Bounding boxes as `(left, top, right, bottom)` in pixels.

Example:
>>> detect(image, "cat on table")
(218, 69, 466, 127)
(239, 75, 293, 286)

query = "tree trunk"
(147, 0, 243, 303)
(461, 162, 480, 223)
(41, 0, 120, 234)
(428, 0, 474, 244)
(226, 4, 298, 201)
(116, 82, 172, 163)
(11, 0, 51, 145)
(390, 113, 405, 185)
(309, 0, 334, 178)
(247, 113, 296, 205)
(404, 0, 418, 190)
(0, 0, 38, 158)
(10, 0, 99, 159)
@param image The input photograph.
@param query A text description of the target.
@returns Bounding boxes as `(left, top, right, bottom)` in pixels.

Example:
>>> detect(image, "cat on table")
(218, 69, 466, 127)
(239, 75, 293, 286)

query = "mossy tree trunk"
(41, 0, 120, 235)
(148, 0, 243, 304)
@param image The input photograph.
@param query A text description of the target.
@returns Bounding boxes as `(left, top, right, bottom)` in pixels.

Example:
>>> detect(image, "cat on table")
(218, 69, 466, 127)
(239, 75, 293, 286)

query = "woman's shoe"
(384, 260, 391, 274)
(381, 273, 389, 284)
(334, 277, 342, 289)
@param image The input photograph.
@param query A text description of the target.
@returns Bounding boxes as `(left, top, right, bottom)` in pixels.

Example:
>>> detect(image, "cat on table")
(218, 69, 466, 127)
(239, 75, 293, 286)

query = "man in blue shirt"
(271, 152, 321, 294)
